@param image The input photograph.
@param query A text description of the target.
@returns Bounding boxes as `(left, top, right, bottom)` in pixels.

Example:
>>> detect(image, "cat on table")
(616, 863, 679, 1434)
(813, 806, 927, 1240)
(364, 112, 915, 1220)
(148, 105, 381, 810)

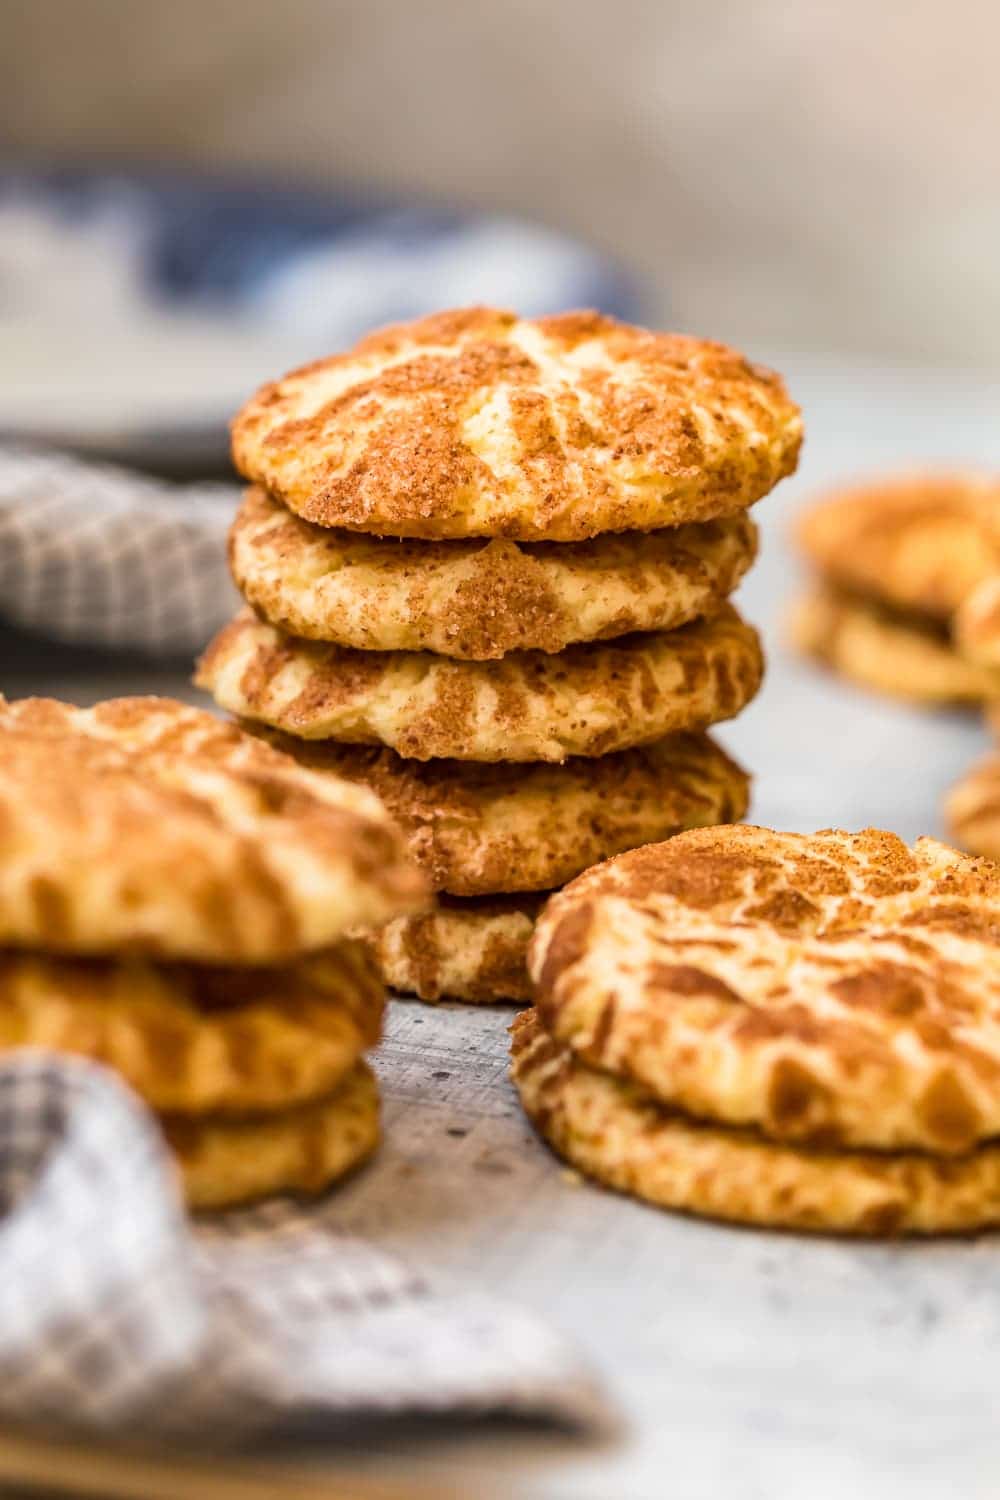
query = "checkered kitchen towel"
(0, 446, 241, 657)
(0, 1051, 603, 1438)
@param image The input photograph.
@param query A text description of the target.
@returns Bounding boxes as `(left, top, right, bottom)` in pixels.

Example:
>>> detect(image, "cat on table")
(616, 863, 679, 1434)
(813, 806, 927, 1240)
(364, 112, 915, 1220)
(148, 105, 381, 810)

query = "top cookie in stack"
(198, 307, 802, 1001)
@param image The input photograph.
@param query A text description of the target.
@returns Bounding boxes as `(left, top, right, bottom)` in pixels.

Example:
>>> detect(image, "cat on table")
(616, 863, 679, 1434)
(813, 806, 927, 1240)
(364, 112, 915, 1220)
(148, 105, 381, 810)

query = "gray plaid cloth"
(0, 446, 241, 656)
(0, 1052, 603, 1438)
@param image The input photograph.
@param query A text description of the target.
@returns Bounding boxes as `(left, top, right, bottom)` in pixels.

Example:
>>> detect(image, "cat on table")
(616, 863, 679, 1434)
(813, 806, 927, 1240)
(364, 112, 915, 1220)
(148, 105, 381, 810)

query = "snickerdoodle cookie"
(252, 729, 749, 896)
(530, 826, 1000, 1154)
(230, 486, 757, 659)
(512, 1009, 1000, 1237)
(0, 696, 427, 961)
(196, 605, 763, 763)
(232, 307, 802, 541)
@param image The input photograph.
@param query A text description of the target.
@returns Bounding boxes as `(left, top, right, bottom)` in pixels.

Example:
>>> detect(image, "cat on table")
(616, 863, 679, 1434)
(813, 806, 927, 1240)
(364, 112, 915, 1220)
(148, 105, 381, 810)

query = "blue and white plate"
(0, 166, 642, 469)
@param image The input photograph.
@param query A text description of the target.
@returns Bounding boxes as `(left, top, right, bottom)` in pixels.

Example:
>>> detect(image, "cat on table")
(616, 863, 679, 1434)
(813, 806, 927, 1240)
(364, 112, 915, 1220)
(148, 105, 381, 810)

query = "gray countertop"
(4, 353, 1000, 1500)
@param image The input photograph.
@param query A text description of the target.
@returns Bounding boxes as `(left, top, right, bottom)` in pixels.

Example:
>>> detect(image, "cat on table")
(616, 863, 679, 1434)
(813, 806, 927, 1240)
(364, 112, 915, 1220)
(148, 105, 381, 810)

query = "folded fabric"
(0, 1050, 603, 1438)
(0, 446, 240, 656)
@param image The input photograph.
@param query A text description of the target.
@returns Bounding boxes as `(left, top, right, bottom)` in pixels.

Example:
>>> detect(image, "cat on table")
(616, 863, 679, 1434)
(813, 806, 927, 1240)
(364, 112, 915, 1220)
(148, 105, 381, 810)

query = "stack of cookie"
(791, 471, 1000, 704)
(0, 696, 426, 1207)
(516, 825, 1000, 1237)
(197, 307, 802, 1002)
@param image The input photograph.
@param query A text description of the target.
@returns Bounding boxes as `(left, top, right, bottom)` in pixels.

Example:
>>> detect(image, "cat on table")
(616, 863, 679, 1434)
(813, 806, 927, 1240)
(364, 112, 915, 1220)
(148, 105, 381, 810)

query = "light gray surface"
(4, 355, 1000, 1499)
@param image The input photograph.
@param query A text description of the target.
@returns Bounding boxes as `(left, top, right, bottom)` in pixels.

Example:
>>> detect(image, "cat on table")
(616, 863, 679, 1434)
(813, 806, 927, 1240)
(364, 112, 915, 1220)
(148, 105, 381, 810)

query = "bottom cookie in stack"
(375, 896, 541, 1005)
(516, 825, 1000, 1235)
(256, 731, 751, 1003)
(164, 1062, 381, 1211)
(0, 696, 428, 1208)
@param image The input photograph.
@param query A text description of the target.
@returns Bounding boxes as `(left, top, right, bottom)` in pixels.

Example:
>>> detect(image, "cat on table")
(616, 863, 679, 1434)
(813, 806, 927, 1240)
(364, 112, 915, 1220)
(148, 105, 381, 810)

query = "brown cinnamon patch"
(766, 1058, 832, 1134)
(650, 964, 741, 1004)
(917, 1070, 982, 1152)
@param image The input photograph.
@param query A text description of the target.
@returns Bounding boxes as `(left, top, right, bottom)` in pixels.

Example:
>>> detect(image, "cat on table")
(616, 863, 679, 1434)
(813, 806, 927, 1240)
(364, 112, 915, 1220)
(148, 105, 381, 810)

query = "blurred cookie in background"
(789, 582, 1000, 704)
(955, 577, 1000, 676)
(0, 695, 429, 1207)
(790, 471, 1000, 705)
(796, 471, 1000, 622)
(945, 753, 1000, 861)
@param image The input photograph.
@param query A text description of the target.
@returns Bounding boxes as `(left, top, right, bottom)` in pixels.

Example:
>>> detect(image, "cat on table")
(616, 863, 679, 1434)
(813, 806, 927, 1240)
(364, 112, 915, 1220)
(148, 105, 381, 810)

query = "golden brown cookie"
(0, 697, 427, 961)
(955, 577, 1000, 670)
(789, 584, 1000, 703)
(196, 605, 764, 763)
(795, 470, 1000, 621)
(253, 730, 750, 896)
(944, 753, 1000, 861)
(164, 1061, 379, 1209)
(229, 486, 758, 659)
(511, 1009, 1000, 1237)
(375, 896, 539, 1003)
(232, 307, 802, 541)
(0, 941, 382, 1115)
(530, 825, 1000, 1154)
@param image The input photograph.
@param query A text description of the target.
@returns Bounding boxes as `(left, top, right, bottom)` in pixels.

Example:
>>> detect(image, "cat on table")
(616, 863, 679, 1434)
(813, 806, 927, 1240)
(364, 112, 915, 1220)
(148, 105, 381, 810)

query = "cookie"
(164, 1061, 379, 1209)
(955, 577, 1000, 670)
(229, 486, 758, 659)
(0, 941, 382, 1115)
(0, 697, 427, 961)
(375, 896, 539, 1003)
(232, 307, 802, 541)
(196, 605, 764, 763)
(795, 470, 1000, 621)
(530, 825, 1000, 1154)
(789, 584, 1000, 703)
(945, 753, 1000, 861)
(254, 730, 750, 896)
(511, 1010, 1000, 1237)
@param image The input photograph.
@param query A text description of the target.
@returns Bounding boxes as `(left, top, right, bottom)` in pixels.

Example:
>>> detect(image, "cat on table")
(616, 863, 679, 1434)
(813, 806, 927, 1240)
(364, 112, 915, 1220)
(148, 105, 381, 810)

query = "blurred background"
(4, 0, 1000, 470)
(5, 0, 1000, 364)
(3, 0, 1000, 837)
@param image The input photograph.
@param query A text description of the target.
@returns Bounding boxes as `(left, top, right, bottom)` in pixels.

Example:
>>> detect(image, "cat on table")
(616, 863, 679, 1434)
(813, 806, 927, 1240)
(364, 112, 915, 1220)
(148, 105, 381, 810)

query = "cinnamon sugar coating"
(232, 307, 801, 541)
(195, 605, 764, 763)
(230, 486, 757, 659)
(0, 696, 427, 960)
(512, 1009, 1000, 1237)
(254, 729, 749, 896)
(530, 825, 1000, 1154)
(0, 941, 382, 1115)
(374, 895, 539, 1004)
